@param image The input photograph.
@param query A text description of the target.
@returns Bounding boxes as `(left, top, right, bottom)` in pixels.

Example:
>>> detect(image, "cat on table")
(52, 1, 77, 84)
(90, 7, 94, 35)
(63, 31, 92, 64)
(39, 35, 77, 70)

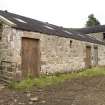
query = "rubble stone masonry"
(1, 25, 105, 80)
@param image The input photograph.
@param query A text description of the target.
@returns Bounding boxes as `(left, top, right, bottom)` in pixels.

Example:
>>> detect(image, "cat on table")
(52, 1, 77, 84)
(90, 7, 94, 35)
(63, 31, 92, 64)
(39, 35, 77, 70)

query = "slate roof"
(0, 10, 104, 45)
(70, 25, 105, 34)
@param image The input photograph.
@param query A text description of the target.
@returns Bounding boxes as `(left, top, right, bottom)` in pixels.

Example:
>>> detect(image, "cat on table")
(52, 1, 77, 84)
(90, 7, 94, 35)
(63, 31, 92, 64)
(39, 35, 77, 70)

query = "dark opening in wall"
(70, 40, 72, 48)
(103, 33, 105, 40)
(0, 23, 3, 40)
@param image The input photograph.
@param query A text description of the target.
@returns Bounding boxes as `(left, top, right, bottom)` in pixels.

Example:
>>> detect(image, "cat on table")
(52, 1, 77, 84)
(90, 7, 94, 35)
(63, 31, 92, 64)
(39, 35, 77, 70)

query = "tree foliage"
(86, 14, 100, 27)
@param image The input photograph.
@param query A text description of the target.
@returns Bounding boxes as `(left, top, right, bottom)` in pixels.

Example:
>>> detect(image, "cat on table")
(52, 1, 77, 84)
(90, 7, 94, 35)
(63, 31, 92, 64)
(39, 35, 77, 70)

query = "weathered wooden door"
(93, 47, 98, 66)
(85, 46, 91, 68)
(22, 38, 40, 78)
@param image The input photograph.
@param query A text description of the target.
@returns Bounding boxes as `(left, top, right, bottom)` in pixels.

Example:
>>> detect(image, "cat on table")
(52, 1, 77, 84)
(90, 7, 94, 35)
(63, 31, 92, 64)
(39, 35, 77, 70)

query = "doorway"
(22, 37, 40, 78)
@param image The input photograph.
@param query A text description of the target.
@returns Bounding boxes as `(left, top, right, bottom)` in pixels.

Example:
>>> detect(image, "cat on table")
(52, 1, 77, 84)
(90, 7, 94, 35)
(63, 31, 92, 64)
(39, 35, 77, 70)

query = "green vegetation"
(9, 67, 105, 90)
(86, 14, 100, 27)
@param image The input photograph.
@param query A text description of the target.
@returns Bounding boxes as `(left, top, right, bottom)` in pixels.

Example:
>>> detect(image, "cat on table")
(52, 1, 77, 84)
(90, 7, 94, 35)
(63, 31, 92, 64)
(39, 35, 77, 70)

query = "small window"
(94, 46, 98, 49)
(70, 40, 72, 48)
(0, 23, 3, 40)
(103, 33, 105, 39)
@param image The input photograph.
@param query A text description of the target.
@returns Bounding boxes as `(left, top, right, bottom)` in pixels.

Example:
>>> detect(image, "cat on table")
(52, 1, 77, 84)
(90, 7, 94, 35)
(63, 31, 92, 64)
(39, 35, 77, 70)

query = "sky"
(0, 0, 105, 28)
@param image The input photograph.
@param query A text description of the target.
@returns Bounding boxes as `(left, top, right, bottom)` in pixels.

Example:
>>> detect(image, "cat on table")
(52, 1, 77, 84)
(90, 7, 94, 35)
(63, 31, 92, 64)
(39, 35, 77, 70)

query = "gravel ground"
(0, 76, 105, 105)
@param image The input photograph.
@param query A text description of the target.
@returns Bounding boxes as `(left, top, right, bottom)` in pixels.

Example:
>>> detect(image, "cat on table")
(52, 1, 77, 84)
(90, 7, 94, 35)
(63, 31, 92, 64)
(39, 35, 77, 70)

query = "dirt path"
(1, 76, 105, 105)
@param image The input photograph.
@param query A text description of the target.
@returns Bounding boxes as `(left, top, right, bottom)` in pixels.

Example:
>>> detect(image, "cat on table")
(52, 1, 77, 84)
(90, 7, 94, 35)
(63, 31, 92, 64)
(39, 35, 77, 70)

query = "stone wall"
(86, 32, 105, 65)
(0, 25, 22, 80)
(98, 44, 105, 66)
(10, 28, 105, 74)
(0, 25, 13, 62)
(87, 32, 104, 41)
(1, 26, 105, 80)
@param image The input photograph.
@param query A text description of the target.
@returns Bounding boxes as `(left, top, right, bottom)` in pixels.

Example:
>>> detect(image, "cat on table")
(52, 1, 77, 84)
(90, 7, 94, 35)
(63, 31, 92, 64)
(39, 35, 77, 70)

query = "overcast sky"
(0, 0, 105, 28)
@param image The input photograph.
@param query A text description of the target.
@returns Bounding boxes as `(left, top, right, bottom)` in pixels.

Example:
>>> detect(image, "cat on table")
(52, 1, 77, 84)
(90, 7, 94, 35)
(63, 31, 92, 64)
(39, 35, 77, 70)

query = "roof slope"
(70, 25, 105, 34)
(0, 10, 104, 45)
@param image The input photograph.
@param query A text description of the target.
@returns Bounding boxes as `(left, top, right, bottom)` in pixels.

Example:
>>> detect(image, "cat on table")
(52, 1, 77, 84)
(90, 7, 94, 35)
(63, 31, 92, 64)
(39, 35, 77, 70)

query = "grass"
(9, 67, 105, 90)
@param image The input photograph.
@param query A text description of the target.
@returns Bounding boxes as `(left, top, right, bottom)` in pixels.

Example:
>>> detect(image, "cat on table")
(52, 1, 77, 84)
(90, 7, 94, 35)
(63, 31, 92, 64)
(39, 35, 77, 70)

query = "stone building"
(0, 10, 105, 81)
(72, 25, 105, 42)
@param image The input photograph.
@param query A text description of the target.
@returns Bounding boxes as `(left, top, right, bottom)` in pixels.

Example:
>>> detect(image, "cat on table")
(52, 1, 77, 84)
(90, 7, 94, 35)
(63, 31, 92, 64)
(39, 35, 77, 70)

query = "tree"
(86, 14, 100, 27)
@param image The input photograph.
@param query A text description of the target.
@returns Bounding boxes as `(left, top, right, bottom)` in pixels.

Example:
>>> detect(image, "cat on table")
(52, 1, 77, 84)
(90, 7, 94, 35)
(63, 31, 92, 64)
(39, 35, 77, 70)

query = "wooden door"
(22, 38, 40, 78)
(85, 46, 91, 68)
(94, 47, 98, 66)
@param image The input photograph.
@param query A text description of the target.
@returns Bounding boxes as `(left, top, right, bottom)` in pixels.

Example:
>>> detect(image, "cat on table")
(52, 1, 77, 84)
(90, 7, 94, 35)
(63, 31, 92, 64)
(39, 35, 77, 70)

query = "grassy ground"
(9, 67, 105, 90)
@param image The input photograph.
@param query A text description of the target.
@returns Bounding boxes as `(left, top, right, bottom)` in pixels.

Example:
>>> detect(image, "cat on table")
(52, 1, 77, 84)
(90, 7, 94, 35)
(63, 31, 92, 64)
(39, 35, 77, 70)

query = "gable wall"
(87, 32, 104, 41)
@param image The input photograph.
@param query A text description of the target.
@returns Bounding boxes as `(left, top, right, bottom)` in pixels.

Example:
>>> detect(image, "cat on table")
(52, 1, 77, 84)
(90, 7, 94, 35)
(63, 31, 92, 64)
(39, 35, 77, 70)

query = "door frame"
(21, 37, 40, 78)
(93, 46, 98, 66)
